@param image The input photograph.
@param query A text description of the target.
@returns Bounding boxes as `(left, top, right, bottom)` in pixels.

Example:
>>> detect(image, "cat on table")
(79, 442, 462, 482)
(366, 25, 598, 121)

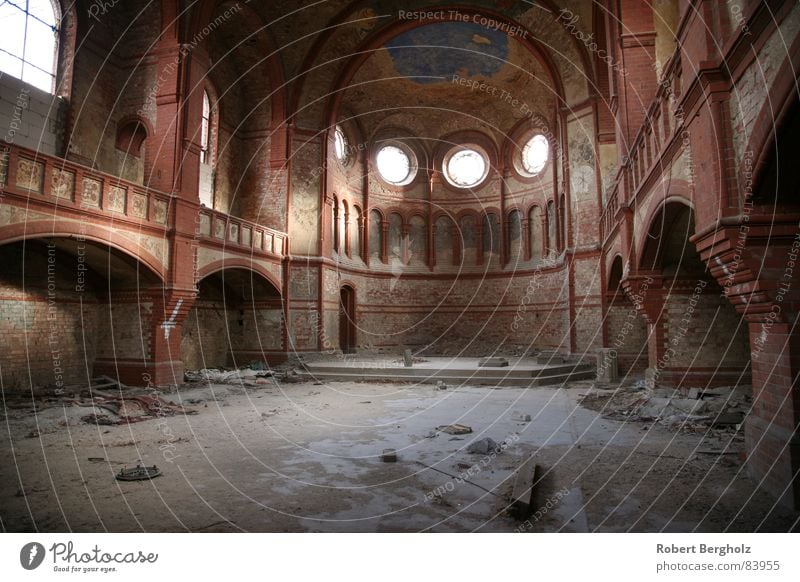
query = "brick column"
(622, 272, 666, 382)
(147, 288, 196, 386)
(746, 318, 800, 508)
(695, 220, 800, 508)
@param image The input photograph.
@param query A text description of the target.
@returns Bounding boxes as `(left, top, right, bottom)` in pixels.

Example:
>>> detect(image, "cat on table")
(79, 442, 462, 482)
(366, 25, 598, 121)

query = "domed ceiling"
(341, 21, 557, 144)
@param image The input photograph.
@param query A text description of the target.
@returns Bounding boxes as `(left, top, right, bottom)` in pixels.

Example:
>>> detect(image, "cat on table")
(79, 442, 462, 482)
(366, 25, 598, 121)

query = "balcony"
(601, 50, 683, 243)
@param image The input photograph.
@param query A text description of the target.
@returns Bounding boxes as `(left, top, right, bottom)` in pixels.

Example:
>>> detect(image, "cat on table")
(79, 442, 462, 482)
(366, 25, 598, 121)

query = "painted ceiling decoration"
(385, 22, 510, 84)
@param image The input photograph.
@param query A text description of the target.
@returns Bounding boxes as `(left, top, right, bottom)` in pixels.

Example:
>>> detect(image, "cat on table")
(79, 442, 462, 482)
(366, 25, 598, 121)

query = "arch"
(185, 264, 283, 370)
(196, 260, 282, 295)
(340, 198, 349, 256)
(187, 0, 287, 128)
(351, 204, 363, 260)
(459, 213, 479, 265)
(636, 196, 695, 272)
(115, 115, 152, 157)
(546, 200, 556, 255)
(528, 205, 543, 261)
(482, 212, 501, 258)
(0, 221, 166, 282)
(311, 3, 597, 129)
(368, 208, 384, 262)
(607, 254, 624, 292)
(740, 38, 800, 197)
(339, 284, 357, 353)
(332, 194, 340, 253)
(407, 214, 427, 266)
(387, 212, 404, 263)
(434, 214, 456, 267)
(507, 208, 523, 262)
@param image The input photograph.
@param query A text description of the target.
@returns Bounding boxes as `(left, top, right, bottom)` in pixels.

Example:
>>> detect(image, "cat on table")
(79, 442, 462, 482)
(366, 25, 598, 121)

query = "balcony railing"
(0, 143, 288, 259)
(197, 207, 287, 258)
(601, 51, 683, 242)
(0, 143, 173, 228)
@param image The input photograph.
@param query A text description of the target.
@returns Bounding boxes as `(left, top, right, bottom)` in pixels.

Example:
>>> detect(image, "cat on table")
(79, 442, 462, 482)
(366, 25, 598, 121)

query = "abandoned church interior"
(1, 0, 799, 533)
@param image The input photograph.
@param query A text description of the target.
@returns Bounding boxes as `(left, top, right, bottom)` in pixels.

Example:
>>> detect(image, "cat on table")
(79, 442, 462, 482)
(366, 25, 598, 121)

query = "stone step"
(296, 367, 595, 387)
(302, 362, 593, 380)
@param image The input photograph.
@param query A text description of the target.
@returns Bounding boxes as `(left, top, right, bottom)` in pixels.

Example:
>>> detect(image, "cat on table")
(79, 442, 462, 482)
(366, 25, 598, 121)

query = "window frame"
(0, 0, 59, 93)
(442, 144, 491, 189)
(200, 89, 211, 165)
(373, 141, 418, 187)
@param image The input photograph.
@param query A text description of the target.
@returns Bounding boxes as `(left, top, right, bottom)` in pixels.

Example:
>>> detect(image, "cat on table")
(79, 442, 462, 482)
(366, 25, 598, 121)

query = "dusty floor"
(1, 379, 798, 532)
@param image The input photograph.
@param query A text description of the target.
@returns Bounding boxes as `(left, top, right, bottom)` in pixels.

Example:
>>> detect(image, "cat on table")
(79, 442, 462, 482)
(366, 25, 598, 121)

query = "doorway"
(339, 285, 356, 354)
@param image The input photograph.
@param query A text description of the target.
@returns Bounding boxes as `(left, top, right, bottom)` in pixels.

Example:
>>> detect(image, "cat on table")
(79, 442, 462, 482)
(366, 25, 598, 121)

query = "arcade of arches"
(1, 0, 799, 525)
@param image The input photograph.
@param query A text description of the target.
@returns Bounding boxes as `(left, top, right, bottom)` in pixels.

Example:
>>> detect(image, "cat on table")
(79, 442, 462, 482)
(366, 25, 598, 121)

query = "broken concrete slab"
(709, 412, 745, 427)
(637, 397, 708, 419)
(510, 456, 539, 520)
(467, 437, 498, 454)
(478, 357, 509, 367)
(512, 412, 532, 422)
(437, 424, 472, 435)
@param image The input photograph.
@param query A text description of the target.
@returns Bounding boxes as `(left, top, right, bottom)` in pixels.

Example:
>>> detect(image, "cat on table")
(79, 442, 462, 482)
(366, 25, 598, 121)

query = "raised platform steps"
(297, 356, 595, 387)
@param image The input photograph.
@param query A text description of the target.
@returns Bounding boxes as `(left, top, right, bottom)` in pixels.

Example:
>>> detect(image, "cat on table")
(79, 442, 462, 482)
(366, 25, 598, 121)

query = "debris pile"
(78, 393, 196, 425)
(184, 365, 274, 385)
(579, 383, 751, 435)
(5, 381, 197, 431)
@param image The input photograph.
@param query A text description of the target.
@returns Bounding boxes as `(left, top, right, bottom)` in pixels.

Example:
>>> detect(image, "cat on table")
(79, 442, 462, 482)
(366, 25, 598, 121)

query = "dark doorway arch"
(339, 285, 356, 354)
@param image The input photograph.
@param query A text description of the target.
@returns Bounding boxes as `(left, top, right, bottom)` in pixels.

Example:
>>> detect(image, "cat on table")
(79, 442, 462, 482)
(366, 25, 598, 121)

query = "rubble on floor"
(578, 382, 751, 436)
(184, 364, 274, 385)
(4, 387, 197, 432)
(436, 424, 473, 435)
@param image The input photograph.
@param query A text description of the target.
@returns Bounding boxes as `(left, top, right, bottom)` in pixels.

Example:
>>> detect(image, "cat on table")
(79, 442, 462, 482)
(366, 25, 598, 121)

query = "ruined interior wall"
(181, 299, 236, 370)
(606, 301, 648, 375)
(338, 267, 569, 355)
(662, 285, 751, 376)
(0, 244, 99, 391)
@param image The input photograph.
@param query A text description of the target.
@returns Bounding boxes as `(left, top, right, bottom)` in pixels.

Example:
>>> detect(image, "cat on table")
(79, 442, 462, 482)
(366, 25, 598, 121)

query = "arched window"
(200, 90, 211, 164)
(0, 0, 59, 92)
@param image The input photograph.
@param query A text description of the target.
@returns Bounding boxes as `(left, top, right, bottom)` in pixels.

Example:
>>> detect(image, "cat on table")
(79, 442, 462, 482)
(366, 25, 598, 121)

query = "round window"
(443, 146, 489, 188)
(521, 134, 549, 176)
(376, 144, 415, 185)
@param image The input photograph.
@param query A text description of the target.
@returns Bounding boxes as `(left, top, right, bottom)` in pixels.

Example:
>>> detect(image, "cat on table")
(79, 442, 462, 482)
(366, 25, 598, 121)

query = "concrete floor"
(1, 380, 797, 532)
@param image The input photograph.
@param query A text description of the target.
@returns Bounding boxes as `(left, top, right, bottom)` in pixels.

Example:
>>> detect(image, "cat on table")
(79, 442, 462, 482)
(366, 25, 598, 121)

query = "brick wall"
(0, 75, 64, 156)
(0, 243, 98, 391)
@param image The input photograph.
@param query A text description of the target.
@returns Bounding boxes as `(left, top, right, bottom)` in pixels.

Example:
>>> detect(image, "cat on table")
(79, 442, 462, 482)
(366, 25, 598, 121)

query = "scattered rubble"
(184, 366, 274, 385)
(436, 424, 472, 435)
(467, 437, 498, 454)
(578, 382, 751, 436)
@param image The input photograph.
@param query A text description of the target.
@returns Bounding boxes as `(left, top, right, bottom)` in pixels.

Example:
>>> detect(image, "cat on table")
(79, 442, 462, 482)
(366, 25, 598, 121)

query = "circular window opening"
(334, 125, 349, 164)
(521, 134, 549, 176)
(376, 144, 415, 185)
(444, 146, 489, 188)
